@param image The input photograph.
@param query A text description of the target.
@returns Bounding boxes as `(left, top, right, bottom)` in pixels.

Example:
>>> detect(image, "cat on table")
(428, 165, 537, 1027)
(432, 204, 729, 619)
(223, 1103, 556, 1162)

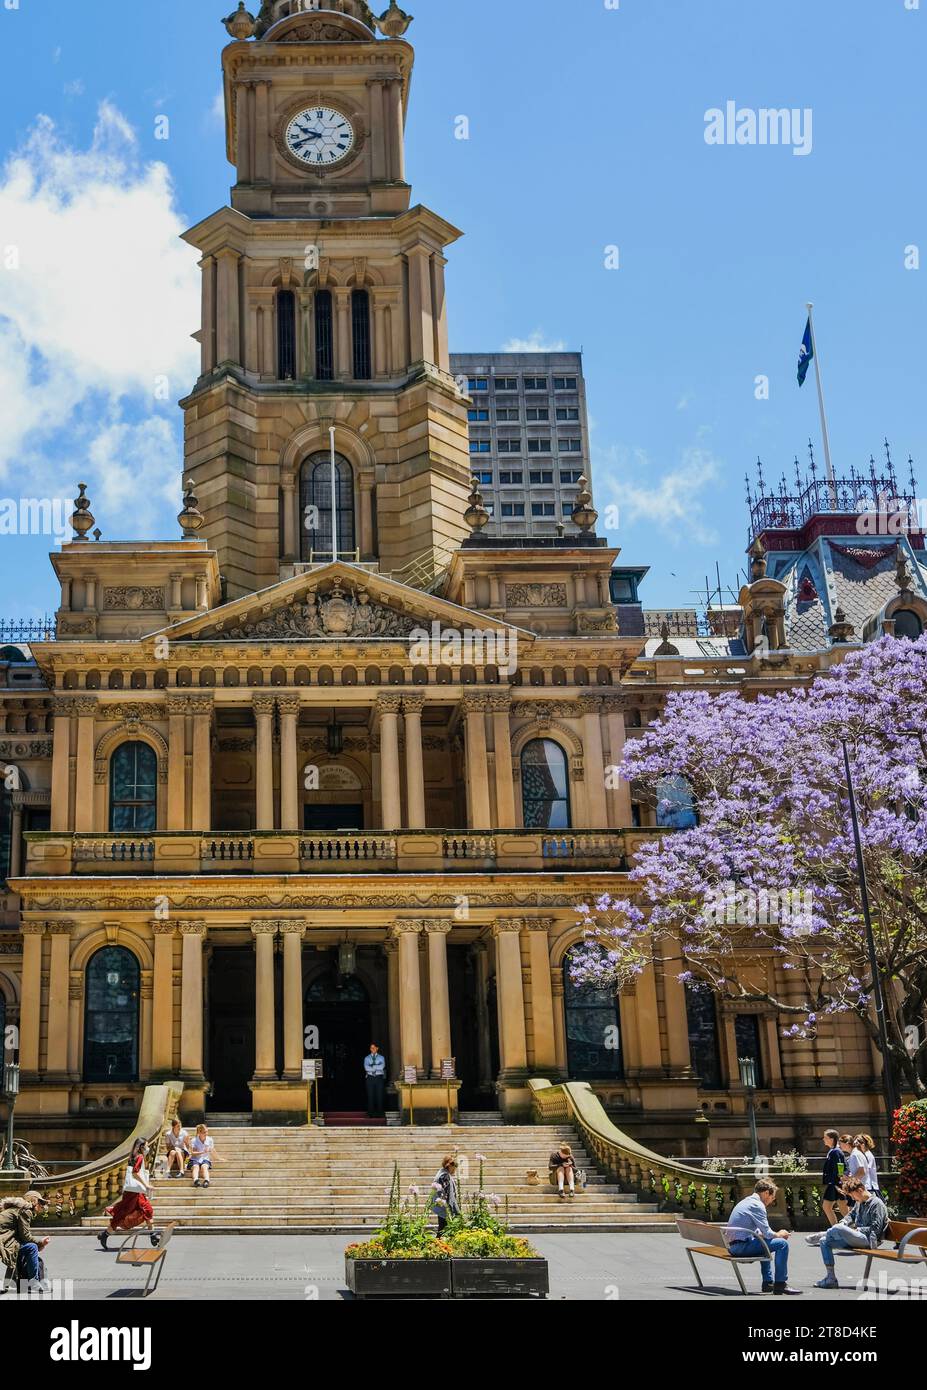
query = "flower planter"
(451, 1257, 549, 1299)
(345, 1258, 452, 1300)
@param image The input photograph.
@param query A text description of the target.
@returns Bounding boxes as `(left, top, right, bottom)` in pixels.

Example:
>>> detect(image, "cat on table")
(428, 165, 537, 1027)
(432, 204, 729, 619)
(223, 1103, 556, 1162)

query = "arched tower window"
(315, 289, 334, 381)
(109, 742, 158, 832)
(893, 609, 923, 641)
(655, 774, 697, 829)
(563, 946, 622, 1079)
(277, 289, 296, 380)
(83, 946, 140, 1082)
(352, 289, 371, 380)
(299, 453, 356, 561)
(520, 738, 571, 829)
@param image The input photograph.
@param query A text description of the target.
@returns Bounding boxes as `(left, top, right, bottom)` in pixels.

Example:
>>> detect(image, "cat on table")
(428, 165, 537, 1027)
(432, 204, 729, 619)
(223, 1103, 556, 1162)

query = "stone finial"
(464, 478, 489, 533)
(654, 621, 680, 657)
(179, 483, 206, 540)
(377, 2, 413, 36)
(70, 483, 95, 542)
(570, 475, 598, 534)
(223, 2, 257, 39)
(748, 536, 767, 581)
(828, 606, 855, 644)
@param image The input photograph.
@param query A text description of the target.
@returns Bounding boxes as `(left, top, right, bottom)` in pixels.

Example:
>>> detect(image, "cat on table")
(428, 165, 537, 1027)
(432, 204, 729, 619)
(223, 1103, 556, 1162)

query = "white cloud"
(595, 442, 722, 546)
(501, 330, 567, 353)
(210, 90, 225, 125)
(0, 100, 200, 531)
(63, 79, 85, 97)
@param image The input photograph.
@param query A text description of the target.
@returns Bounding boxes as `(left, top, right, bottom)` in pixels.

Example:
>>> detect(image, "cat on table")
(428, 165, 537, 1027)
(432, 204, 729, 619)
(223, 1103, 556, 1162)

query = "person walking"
(164, 1119, 190, 1178)
(189, 1124, 222, 1188)
(364, 1043, 386, 1119)
(853, 1134, 882, 1198)
(809, 1175, 889, 1288)
(725, 1178, 802, 1295)
(431, 1155, 460, 1235)
(821, 1129, 848, 1226)
(0, 1191, 50, 1291)
(846, 1135, 870, 1189)
(549, 1143, 576, 1199)
(97, 1139, 159, 1250)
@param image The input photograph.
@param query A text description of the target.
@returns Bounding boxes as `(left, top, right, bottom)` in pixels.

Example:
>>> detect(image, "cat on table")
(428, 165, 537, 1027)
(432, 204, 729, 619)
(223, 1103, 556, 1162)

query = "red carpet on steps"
(323, 1112, 387, 1127)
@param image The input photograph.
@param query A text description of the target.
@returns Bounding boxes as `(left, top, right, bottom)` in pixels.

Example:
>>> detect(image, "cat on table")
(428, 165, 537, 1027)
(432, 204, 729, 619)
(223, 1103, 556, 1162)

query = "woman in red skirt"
(97, 1139, 160, 1250)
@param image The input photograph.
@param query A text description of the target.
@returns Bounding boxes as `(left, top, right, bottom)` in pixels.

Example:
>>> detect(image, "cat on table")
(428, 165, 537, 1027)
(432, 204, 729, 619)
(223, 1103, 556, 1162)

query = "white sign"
(403, 1065, 417, 1085)
(302, 1059, 323, 1081)
(905, 1024, 921, 1060)
(440, 1058, 456, 1080)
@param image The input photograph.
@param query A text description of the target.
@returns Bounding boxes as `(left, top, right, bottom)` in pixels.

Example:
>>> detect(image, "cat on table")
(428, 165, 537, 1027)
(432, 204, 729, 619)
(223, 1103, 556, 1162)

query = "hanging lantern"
(326, 712, 343, 757)
(337, 942, 356, 978)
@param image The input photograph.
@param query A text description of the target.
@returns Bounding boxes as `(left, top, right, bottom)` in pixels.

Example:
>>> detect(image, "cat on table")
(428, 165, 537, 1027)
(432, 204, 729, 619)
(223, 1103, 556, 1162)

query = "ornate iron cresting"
(0, 618, 54, 645)
(746, 442, 919, 541)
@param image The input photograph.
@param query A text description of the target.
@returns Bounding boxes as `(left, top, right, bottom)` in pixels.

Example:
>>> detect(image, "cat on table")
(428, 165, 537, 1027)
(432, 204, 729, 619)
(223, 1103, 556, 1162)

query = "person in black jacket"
(820, 1128, 848, 1226)
(431, 1156, 460, 1234)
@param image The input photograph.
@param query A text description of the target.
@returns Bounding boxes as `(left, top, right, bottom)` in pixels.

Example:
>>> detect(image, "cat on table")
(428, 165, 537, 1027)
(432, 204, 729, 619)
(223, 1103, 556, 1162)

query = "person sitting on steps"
(549, 1143, 576, 1199)
(189, 1124, 223, 1189)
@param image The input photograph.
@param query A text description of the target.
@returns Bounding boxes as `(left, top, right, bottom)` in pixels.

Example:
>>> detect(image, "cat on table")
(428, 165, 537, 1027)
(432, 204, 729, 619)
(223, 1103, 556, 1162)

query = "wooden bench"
(676, 1217, 775, 1295)
(115, 1224, 176, 1297)
(832, 1219, 927, 1282)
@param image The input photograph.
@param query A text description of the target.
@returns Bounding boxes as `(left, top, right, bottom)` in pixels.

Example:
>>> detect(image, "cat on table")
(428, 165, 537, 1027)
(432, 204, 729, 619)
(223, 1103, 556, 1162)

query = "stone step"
(87, 1217, 675, 1233)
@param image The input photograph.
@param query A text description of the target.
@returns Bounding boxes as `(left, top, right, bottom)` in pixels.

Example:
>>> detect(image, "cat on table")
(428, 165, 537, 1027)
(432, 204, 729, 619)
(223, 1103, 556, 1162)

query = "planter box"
(451, 1258, 549, 1300)
(345, 1258, 452, 1300)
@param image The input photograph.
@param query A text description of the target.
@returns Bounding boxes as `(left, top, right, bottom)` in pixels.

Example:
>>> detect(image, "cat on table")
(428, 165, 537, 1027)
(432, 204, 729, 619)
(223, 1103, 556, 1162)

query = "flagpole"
(329, 425, 338, 564)
(805, 301, 837, 501)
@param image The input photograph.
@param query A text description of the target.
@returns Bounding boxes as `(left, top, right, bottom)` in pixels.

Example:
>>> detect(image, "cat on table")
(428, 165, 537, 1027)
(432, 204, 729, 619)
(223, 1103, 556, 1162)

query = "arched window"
(520, 738, 570, 828)
(655, 774, 697, 829)
(563, 946, 622, 1079)
(299, 452, 355, 561)
(351, 289, 371, 380)
(277, 289, 296, 379)
(685, 982, 722, 1088)
(315, 289, 334, 381)
(893, 609, 923, 641)
(109, 742, 157, 832)
(84, 946, 139, 1082)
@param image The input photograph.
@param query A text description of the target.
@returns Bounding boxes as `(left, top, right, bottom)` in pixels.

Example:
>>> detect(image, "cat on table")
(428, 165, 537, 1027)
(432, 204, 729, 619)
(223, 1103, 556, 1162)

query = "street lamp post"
(840, 738, 898, 1142)
(1, 1061, 21, 1177)
(738, 1055, 760, 1162)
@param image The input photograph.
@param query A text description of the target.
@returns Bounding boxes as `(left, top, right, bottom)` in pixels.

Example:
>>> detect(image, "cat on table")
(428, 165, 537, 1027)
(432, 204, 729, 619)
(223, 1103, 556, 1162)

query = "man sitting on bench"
(726, 1178, 802, 1295)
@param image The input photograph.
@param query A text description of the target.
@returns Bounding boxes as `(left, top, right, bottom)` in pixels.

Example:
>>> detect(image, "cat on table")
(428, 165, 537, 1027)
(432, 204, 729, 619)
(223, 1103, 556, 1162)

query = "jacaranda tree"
(570, 634, 927, 1099)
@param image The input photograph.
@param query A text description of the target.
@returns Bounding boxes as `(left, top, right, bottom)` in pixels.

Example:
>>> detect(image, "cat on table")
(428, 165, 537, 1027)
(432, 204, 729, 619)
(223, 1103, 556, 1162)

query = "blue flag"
(797, 316, 814, 387)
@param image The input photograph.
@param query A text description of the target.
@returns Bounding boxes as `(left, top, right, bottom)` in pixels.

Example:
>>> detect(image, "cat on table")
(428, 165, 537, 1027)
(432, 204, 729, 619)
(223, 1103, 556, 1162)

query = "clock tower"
(181, 0, 472, 598)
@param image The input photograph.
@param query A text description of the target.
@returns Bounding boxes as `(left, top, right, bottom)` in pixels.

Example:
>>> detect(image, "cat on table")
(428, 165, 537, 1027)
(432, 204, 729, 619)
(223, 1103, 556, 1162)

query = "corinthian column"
(19, 922, 44, 1074)
(463, 693, 492, 829)
(278, 696, 300, 830)
(50, 701, 72, 832)
(424, 920, 452, 1076)
(281, 922, 305, 1080)
(46, 920, 74, 1077)
(180, 921, 206, 1080)
(189, 696, 213, 832)
(524, 919, 557, 1070)
(492, 920, 527, 1074)
(377, 694, 402, 830)
(152, 921, 176, 1074)
(252, 921, 278, 1081)
(393, 920, 424, 1074)
(254, 694, 276, 830)
(580, 693, 608, 827)
(489, 690, 515, 826)
(402, 693, 426, 829)
(73, 699, 96, 832)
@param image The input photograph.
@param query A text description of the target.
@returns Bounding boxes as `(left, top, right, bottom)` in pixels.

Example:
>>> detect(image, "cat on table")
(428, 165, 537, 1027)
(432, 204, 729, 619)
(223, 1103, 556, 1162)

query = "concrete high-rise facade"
(449, 353, 593, 539)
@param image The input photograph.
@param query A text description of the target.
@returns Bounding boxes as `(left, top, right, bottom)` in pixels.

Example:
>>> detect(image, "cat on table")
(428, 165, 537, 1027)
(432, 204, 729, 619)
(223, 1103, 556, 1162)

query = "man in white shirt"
(725, 1178, 803, 1295)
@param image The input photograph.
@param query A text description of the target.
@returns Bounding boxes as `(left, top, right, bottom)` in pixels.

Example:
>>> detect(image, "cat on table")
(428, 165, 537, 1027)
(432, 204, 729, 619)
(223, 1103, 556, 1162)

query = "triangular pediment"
(156, 563, 529, 646)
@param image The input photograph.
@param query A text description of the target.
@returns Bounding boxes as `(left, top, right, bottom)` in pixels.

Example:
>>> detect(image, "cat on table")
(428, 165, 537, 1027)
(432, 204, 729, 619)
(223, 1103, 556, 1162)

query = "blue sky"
(0, 0, 924, 619)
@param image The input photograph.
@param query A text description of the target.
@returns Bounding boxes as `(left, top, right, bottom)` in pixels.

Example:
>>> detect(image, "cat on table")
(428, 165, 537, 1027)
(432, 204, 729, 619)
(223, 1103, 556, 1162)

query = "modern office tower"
(449, 352, 594, 538)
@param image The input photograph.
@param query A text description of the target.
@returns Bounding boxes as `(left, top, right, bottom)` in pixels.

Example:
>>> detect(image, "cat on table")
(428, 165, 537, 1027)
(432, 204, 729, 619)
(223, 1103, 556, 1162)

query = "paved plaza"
(7, 1231, 908, 1302)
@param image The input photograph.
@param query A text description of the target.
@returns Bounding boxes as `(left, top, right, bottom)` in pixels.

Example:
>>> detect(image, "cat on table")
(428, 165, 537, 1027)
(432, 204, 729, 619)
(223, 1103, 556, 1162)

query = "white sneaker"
(805, 1232, 824, 1246)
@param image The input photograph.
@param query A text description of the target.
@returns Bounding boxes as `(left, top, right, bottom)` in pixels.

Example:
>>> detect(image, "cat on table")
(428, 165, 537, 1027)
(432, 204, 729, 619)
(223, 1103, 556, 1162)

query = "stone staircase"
(84, 1120, 676, 1234)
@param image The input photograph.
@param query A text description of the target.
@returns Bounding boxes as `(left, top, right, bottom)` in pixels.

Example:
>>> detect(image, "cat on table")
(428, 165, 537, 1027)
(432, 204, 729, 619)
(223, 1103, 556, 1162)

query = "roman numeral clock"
(284, 105, 356, 168)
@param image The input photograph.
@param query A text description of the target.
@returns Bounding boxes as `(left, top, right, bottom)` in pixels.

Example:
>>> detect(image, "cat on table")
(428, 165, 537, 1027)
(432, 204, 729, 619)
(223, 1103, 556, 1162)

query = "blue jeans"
(820, 1225, 870, 1269)
(17, 1243, 40, 1282)
(729, 1236, 789, 1285)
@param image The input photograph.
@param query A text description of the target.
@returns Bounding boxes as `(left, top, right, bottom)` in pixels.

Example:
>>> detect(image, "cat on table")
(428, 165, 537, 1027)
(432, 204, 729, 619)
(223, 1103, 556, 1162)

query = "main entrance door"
(303, 971, 372, 1111)
(207, 947, 256, 1112)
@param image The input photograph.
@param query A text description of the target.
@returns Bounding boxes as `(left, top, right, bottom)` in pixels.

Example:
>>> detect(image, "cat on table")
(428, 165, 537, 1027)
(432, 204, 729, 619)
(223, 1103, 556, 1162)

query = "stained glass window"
(521, 739, 570, 828)
(109, 742, 157, 832)
(83, 947, 139, 1082)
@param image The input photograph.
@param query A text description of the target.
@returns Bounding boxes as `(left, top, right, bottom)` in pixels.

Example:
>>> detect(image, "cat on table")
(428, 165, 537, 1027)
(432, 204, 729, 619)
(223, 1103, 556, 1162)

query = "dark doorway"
(208, 947, 256, 1112)
(448, 946, 486, 1110)
(304, 971, 372, 1111)
(303, 804, 364, 832)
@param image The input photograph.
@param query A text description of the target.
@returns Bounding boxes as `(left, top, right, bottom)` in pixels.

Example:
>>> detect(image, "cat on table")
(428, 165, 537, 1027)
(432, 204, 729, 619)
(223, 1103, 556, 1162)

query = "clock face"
(284, 107, 356, 167)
